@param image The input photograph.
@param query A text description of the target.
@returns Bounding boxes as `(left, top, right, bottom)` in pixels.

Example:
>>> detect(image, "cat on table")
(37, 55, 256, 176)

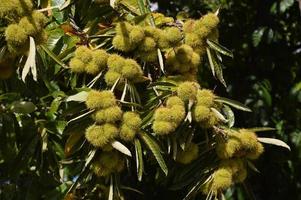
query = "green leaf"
(59, 0, 72, 10)
(211, 107, 227, 123)
(0, 93, 20, 102)
(134, 138, 144, 181)
(257, 137, 291, 151)
(207, 39, 234, 58)
(140, 132, 168, 175)
(247, 160, 260, 173)
(214, 97, 252, 112)
(252, 27, 266, 47)
(40, 45, 68, 69)
(280, 0, 295, 13)
(148, 81, 177, 88)
(64, 131, 84, 157)
(206, 48, 227, 87)
(183, 176, 212, 200)
(65, 149, 96, 195)
(137, 0, 147, 14)
(117, 0, 141, 15)
(47, 97, 62, 119)
(206, 47, 216, 77)
(11, 101, 36, 114)
(119, 101, 143, 109)
(223, 105, 235, 128)
(67, 109, 95, 125)
(247, 127, 276, 132)
(46, 28, 64, 50)
(66, 91, 89, 102)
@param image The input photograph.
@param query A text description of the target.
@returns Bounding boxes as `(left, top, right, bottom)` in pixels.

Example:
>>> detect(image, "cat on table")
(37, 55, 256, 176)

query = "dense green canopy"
(0, 0, 299, 200)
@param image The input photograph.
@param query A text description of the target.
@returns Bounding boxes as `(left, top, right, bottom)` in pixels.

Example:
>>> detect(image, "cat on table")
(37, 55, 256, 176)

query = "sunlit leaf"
(66, 91, 89, 102)
(111, 141, 132, 157)
(214, 97, 252, 112)
(207, 39, 234, 58)
(223, 105, 235, 127)
(257, 137, 291, 150)
(22, 37, 37, 82)
(134, 138, 144, 181)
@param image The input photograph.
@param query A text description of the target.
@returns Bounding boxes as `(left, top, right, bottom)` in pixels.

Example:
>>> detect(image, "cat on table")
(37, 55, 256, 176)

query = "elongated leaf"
(59, 0, 71, 10)
(22, 37, 37, 82)
(223, 105, 235, 127)
(119, 101, 143, 108)
(211, 107, 227, 123)
(65, 149, 96, 196)
(137, 0, 147, 14)
(87, 71, 103, 88)
(215, 62, 227, 87)
(110, 0, 116, 8)
(247, 127, 276, 132)
(257, 137, 291, 150)
(207, 39, 234, 58)
(206, 47, 215, 77)
(247, 160, 260, 173)
(214, 97, 252, 112)
(134, 138, 144, 181)
(40, 45, 68, 68)
(111, 141, 132, 157)
(108, 176, 114, 200)
(148, 81, 177, 88)
(66, 91, 89, 102)
(140, 132, 168, 175)
(119, 186, 143, 195)
(65, 132, 84, 157)
(67, 109, 95, 125)
(183, 176, 212, 200)
(158, 49, 165, 74)
(206, 48, 227, 87)
(118, 0, 141, 15)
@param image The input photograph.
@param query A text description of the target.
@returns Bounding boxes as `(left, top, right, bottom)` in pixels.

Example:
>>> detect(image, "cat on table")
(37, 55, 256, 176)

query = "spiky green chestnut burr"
(120, 112, 142, 141)
(152, 121, 177, 135)
(85, 124, 119, 148)
(74, 46, 93, 64)
(0, 0, 33, 19)
(177, 81, 200, 102)
(176, 143, 199, 164)
(85, 90, 117, 110)
(107, 54, 124, 73)
(129, 26, 145, 45)
(94, 106, 123, 123)
(69, 58, 85, 73)
(202, 168, 233, 195)
(105, 70, 121, 86)
(92, 151, 125, 177)
(196, 89, 216, 107)
(215, 129, 264, 160)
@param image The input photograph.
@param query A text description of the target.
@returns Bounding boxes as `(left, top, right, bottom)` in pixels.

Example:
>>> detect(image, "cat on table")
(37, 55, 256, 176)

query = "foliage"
(0, 0, 294, 200)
